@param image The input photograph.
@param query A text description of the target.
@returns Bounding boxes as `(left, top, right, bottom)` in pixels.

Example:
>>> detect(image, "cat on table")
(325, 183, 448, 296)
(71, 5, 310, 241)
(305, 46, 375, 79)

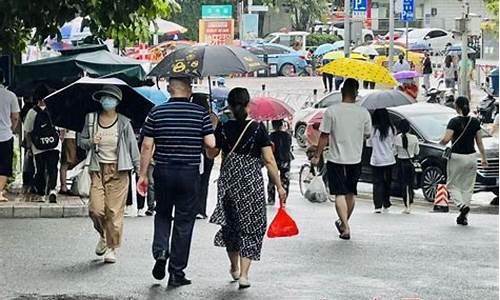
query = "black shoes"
(168, 275, 192, 287)
(456, 206, 470, 226)
(145, 208, 155, 216)
(152, 259, 166, 280)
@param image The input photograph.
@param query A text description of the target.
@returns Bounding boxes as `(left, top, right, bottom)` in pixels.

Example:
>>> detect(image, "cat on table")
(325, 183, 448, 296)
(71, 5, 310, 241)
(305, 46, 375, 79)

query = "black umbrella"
(44, 77, 154, 132)
(147, 44, 267, 78)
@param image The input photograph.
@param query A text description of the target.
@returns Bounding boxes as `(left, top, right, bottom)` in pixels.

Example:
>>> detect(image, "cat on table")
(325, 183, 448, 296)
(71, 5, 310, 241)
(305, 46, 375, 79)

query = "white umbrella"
(353, 45, 379, 57)
(360, 89, 416, 110)
(149, 18, 187, 34)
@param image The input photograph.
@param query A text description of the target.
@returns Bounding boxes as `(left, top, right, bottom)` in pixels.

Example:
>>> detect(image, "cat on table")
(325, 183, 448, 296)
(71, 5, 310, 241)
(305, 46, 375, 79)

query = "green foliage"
(0, 0, 180, 54)
(263, 0, 329, 31)
(306, 33, 340, 47)
(484, 0, 499, 34)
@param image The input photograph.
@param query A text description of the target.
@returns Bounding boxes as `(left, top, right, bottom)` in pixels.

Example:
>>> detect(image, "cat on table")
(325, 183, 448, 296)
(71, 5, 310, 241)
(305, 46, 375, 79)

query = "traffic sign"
(249, 5, 269, 12)
(202, 5, 233, 19)
(400, 0, 415, 22)
(352, 0, 367, 12)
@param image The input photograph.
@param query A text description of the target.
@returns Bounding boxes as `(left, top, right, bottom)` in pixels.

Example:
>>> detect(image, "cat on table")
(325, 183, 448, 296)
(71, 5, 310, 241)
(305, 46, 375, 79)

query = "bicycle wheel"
(299, 163, 316, 196)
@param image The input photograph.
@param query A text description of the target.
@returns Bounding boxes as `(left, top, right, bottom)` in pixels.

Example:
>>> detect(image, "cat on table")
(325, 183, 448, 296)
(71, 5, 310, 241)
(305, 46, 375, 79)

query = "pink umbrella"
(249, 96, 295, 121)
(393, 70, 420, 81)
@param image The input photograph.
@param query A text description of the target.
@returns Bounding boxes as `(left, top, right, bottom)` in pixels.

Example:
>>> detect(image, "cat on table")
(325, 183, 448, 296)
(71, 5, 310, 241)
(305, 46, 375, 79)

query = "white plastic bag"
(304, 176, 328, 203)
(76, 166, 91, 198)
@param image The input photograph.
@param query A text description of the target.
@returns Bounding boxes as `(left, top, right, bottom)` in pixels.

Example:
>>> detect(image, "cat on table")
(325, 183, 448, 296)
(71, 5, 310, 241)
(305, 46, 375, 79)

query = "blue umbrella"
(446, 44, 476, 56)
(59, 17, 92, 41)
(314, 41, 344, 56)
(134, 86, 170, 106)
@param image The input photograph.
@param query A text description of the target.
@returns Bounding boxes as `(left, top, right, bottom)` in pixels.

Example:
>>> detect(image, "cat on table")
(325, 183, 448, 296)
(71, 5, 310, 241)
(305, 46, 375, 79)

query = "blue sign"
(401, 0, 415, 22)
(352, 0, 367, 12)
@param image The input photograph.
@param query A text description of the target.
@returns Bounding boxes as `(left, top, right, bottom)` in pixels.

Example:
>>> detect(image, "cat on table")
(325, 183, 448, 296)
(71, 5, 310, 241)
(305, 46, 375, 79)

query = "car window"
(263, 34, 278, 43)
(408, 113, 455, 141)
(333, 23, 344, 29)
(263, 45, 289, 55)
(315, 93, 343, 108)
(427, 30, 447, 39)
(246, 46, 265, 55)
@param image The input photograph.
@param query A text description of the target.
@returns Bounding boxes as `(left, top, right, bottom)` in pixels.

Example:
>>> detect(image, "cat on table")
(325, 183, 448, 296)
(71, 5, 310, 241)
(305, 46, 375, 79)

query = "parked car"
(383, 27, 414, 41)
(330, 22, 375, 43)
(398, 28, 455, 52)
(261, 31, 309, 53)
(306, 103, 499, 201)
(243, 43, 310, 77)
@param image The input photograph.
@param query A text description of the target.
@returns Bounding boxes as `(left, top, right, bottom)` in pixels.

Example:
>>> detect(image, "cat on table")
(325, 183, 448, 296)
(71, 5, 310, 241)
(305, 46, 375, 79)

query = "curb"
(0, 196, 89, 219)
(356, 192, 499, 215)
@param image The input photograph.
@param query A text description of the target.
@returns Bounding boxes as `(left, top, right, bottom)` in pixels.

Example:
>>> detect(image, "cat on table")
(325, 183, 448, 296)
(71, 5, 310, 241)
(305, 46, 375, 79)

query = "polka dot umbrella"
(249, 96, 295, 121)
(319, 58, 398, 87)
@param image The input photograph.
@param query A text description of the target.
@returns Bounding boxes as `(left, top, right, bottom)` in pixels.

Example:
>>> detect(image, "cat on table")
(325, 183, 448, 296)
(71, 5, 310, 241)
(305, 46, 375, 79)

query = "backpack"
(31, 106, 59, 150)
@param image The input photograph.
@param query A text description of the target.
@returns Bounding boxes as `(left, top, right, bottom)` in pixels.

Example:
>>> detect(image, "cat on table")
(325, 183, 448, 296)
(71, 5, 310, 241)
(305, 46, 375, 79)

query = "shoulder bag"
(442, 117, 473, 160)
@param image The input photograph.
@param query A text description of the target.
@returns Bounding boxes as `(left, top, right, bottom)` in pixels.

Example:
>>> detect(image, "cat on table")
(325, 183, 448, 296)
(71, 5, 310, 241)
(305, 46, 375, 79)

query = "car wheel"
(280, 64, 296, 77)
(295, 123, 307, 148)
(364, 35, 373, 42)
(422, 166, 445, 202)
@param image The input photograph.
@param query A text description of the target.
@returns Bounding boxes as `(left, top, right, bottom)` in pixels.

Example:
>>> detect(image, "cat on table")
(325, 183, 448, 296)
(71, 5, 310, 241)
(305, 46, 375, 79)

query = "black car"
(360, 103, 499, 201)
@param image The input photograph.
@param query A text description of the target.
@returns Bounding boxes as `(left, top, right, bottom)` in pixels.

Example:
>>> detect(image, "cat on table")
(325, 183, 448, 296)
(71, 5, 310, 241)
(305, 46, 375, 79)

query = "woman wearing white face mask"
(78, 85, 140, 263)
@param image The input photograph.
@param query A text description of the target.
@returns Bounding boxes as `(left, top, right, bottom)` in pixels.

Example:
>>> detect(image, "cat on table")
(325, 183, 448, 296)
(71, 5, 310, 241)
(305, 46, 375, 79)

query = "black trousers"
(198, 157, 214, 216)
(34, 150, 59, 196)
(267, 161, 291, 203)
(372, 165, 393, 209)
(152, 164, 200, 277)
(363, 81, 376, 89)
(322, 74, 334, 92)
(126, 172, 149, 209)
(397, 159, 415, 207)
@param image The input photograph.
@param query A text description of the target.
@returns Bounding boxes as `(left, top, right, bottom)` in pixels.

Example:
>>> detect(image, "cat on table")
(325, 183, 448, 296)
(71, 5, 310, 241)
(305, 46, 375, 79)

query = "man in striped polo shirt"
(138, 77, 216, 287)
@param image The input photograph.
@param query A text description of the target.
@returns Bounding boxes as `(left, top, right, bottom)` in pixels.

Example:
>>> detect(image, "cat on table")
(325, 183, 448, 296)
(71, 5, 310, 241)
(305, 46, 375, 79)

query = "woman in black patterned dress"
(207, 87, 286, 289)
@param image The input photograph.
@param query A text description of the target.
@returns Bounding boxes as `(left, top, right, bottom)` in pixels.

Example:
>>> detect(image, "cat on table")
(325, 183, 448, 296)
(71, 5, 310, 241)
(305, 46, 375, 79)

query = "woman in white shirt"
(394, 119, 420, 214)
(369, 109, 396, 213)
(442, 55, 456, 89)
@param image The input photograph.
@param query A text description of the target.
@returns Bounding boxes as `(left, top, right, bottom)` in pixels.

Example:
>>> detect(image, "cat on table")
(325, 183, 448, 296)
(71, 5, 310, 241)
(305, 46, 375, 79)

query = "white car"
(399, 28, 455, 52)
(313, 22, 374, 43)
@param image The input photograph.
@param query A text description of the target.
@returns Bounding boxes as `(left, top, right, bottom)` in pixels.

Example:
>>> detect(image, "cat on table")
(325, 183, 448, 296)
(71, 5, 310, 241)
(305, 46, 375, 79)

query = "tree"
(0, 0, 180, 55)
(264, 0, 329, 31)
(484, 0, 498, 34)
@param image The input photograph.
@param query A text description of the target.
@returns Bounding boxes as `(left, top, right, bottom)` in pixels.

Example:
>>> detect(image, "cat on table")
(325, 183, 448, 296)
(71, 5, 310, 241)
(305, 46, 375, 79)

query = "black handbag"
(442, 117, 472, 160)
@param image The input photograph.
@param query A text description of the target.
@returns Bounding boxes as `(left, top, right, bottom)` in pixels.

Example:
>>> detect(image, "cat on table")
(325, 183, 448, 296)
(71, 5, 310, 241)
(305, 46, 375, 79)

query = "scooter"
(477, 85, 498, 124)
(422, 80, 448, 104)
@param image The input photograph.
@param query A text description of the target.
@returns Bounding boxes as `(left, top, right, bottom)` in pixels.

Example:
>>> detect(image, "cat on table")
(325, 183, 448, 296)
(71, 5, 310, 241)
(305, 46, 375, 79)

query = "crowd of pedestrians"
(0, 67, 492, 290)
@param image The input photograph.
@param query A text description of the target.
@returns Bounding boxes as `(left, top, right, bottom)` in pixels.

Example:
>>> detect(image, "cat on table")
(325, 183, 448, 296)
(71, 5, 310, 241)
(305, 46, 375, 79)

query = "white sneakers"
(238, 277, 251, 289)
(383, 207, 390, 213)
(104, 249, 116, 263)
(95, 237, 107, 256)
(402, 205, 412, 214)
(48, 190, 57, 203)
(137, 209, 146, 217)
(124, 205, 135, 217)
(374, 208, 382, 214)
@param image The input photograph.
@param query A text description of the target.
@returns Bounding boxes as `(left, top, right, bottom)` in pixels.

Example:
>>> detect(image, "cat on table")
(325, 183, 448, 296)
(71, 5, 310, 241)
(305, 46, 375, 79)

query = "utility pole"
(388, 0, 395, 70)
(460, 0, 470, 97)
(344, 0, 351, 58)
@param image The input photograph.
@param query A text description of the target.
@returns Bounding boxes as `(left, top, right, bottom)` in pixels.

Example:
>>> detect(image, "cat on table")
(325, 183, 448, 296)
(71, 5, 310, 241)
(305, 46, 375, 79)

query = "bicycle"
(298, 146, 329, 197)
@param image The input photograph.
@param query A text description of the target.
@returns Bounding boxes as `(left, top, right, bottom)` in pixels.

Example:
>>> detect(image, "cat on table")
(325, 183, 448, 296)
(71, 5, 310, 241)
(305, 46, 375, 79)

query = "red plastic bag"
(267, 203, 299, 238)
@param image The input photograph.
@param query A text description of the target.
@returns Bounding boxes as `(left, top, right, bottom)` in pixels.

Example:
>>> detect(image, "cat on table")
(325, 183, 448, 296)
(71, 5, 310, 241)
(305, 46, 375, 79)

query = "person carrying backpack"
(24, 85, 61, 203)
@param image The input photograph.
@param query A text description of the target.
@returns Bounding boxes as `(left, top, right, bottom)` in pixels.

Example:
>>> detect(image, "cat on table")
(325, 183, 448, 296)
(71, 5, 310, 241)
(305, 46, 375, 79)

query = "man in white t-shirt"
(313, 78, 372, 240)
(0, 70, 20, 202)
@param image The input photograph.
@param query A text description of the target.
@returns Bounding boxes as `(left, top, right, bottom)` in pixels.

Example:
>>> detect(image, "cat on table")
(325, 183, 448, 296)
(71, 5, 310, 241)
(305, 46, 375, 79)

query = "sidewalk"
(0, 191, 88, 218)
(1, 188, 496, 219)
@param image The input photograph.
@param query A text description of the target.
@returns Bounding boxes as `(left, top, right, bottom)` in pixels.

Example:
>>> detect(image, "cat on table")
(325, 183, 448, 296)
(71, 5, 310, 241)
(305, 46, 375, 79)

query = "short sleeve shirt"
(319, 103, 372, 164)
(0, 85, 20, 142)
(141, 98, 213, 165)
(215, 120, 271, 158)
(446, 116, 481, 154)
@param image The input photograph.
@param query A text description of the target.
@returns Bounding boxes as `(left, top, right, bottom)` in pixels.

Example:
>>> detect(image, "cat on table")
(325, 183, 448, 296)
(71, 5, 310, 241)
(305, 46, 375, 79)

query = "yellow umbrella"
(323, 51, 366, 61)
(319, 58, 398, 86)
